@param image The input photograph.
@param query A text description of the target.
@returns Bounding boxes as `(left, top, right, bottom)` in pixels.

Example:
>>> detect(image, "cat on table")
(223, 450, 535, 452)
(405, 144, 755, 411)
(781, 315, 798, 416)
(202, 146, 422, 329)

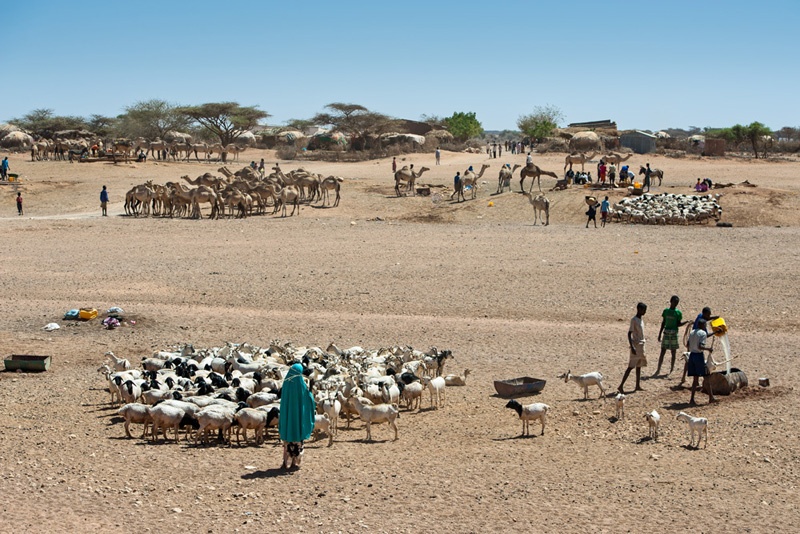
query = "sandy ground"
(0, 148, 799, 533)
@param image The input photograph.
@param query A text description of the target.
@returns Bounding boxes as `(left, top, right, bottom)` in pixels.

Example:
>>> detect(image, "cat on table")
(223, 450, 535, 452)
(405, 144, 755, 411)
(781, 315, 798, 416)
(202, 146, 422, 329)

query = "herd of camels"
(123, 164, 343, 219)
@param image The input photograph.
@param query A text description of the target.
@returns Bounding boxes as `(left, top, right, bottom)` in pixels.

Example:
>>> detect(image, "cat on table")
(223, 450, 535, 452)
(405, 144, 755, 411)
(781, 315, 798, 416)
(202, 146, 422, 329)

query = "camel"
(169, 142, 192, 161)
(603, 153, 632, 167)
(217, 166, 235, 180)
(218, 186, 252, 218)
(564, 151, 597, 172)
(147, 140, 170, 160)
(275, 185, 301, 217)
(522, 192, 550, 226)
(455, 164, 489, 201)
(519, 163, 559, 192)
(189, 143, 212, 162)
(496, 164, 521, 194)
(287, 170, 321, 202)
(639, 166, 664, 187)
(112, 139, 133, 162)
(182, 173, 228, 188)
(225, 144, 245, 161)
(394, 166, 430, 196)
(124, 184, 154, 217)
(319, 176, 344, 207)
(167, 182, 219, 219)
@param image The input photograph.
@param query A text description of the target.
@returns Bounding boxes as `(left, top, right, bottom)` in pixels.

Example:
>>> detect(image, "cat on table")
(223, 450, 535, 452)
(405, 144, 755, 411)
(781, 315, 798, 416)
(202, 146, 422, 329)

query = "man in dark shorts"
(586, 199, 599, 228)
(654, 295, 688, 376)
(687, 318, 716, 405)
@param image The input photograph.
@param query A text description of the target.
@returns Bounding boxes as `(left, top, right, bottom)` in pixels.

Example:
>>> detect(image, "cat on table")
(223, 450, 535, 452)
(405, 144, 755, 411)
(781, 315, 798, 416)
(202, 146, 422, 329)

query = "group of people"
(695, 178, 713, 192)
(585, 196, 611, 228)
(618, 297, 720, 406)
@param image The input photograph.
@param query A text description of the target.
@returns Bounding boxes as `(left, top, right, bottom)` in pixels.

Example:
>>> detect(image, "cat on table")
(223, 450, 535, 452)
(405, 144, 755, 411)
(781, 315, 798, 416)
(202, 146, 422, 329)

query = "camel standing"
(496, 164, 521, 194)
(394, 166, 430, 197)
(564, 151, 597, 172)
(522, 192, 550, 226)
(275, 185, 301, 217)
(319, 176, 343, 207)
(519, 163, 559, 192)
(455, 164, 489, 201)
(603, 153, 632, 168)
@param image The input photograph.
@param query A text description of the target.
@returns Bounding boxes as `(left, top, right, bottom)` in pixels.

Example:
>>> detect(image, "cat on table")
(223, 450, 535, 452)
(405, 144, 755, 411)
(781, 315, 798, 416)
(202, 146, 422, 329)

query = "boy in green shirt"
(654, 295, 687, 376)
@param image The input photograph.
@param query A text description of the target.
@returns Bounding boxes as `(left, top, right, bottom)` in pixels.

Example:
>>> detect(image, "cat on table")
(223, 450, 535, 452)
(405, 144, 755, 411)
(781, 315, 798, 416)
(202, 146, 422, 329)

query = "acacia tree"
(12, 108, 89, 138)
(312, 103, 396, 150)
(517, 105, 564, 142)
(443, 111, 483, 141)
(178, 102, 268, 148)
(116, 99, 190, 140)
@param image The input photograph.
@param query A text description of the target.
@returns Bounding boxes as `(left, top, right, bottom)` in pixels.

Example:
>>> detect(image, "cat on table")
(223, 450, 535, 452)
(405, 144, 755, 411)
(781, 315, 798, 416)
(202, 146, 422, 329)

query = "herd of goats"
(124, 164, 343, 218)
(100, 340, 710, 449)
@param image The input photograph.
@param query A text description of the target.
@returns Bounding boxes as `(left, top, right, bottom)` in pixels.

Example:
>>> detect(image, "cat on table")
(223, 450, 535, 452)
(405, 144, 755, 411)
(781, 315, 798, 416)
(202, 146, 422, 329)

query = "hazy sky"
(2, 0, 798, 131)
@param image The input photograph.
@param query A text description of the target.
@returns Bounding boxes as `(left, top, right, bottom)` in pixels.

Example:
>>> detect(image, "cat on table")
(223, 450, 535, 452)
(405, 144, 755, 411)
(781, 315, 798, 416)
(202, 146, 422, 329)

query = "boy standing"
(619, 302, 647, 393)
(16, 192, 23, 215)
(654, 295, 687, 376)
(687, 318, 716, 405)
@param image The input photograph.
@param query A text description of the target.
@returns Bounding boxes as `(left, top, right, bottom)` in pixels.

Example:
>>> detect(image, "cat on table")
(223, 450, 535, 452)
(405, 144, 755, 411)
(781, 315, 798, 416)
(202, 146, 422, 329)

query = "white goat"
(615, 393, 626, 419)
(646, 410, 661, 440)
(347, 396, 399, 441)
(505, 400, 550, 436)
(313, 414, 334, 446)
(676, 411, 708, 449)
(562, 370, 606, 400)
(319, 396, 341, 436)
(422, 376, 446, 409)
(444, 369, 471, 386)
(399, 381, 424, 411)
(105, 351, 131, 371)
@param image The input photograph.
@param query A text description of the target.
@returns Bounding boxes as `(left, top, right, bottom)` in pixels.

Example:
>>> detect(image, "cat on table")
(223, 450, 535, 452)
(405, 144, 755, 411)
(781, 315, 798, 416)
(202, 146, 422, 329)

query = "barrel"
(702, 368, 748, 395)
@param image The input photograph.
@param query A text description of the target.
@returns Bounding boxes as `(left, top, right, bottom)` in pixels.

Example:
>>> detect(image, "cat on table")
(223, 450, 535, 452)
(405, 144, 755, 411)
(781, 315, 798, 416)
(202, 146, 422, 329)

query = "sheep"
(195, 405, 235, 445)
(117, 403, 151, 438)
(141, 357, 166, 372)
(505, 400, 550, 436)
(337, 390, 370, 429)
(561, 370, 606, 400)
(233, 407, 269, 445)
(347, 396, 399, 441)
(381, 382, 400, 408)
(676, 411, 708, 449)
(148, 404, 189, 443)
(444, 368, 471, 386)
(105, 351, 131, 371)
(645, 410, 661, 440)
(254, 406, 280, 440)
(120, 379, 142, 405)
(140, 383, 172, 405)
(313, 414, 334, 446)
(422, 376, 446, 409)
(245, 391, 278, 408)
(615, 393, 626, 420)
(398, 381, 424, 410)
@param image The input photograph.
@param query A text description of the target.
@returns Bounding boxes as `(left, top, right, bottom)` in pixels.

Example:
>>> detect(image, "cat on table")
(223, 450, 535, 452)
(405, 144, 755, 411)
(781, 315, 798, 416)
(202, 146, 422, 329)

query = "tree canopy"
(706, 121, 773, 158)
(517, 105, 564, 142)
(12, 108, 89, 138)
(312, 103, 397, 150)
(178, 102, 268, 147)
(443, 111, 483, 141)
(115, 99, 190, 140)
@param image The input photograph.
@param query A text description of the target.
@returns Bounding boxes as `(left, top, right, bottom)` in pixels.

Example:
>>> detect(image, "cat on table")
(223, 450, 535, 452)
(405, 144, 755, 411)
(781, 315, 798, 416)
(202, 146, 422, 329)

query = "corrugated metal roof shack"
(620, 130, 657, 154)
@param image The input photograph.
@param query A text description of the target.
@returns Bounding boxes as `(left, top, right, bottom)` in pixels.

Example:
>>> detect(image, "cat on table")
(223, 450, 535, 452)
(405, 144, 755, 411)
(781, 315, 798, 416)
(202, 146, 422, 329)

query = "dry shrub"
(276, 145, 298, 160)
(536, 137, 569, 153)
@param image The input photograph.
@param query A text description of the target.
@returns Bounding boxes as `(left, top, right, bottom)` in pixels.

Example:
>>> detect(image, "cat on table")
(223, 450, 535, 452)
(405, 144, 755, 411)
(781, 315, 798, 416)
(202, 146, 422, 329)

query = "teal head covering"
(279, 364, 316, 443)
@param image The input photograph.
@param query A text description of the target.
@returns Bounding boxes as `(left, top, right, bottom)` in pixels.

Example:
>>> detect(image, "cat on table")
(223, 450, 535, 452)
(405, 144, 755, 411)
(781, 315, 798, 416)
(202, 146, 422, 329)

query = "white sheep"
(676, 411, 708, 449)
(319, 396, 341, 436)
(645, 410, 661, 440)
(195, 405, 235, 445)
(615, 393, 626, 420)
(381, 382, 400, 408)
(120, 379, 142, 405)
(117, 403, 151, 438)
(347, 396, 399, 441)
(147, 404, 187, 443)
(245, 391, 278, 408)
(234, 407, 269, 446)
(313, 414, 334, 446)
(505, 400, 550, 436)
(422, 376, 446, 409)
(399, 381, 424, 411)
(561, 370, 606, 400)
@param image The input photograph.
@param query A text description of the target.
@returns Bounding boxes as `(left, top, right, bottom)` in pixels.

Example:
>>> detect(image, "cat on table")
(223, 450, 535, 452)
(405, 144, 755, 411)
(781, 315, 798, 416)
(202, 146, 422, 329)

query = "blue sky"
(2, 0, 798, 131)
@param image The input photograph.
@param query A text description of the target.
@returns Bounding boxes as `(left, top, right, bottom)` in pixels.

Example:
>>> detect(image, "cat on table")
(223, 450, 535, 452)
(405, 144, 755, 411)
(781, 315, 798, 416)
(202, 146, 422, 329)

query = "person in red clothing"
(16, 192, 23, 215)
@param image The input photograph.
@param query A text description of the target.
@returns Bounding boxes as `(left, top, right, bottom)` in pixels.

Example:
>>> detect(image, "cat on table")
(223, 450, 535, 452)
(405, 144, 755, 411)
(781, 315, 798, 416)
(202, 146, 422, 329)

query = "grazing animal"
(615, 393, 625, 419)
(561, 370, 606, 400)
(676, 411, 708, 449)
(444, 369, 471, 387)
(347, 396, 399, 441)
(645, 410, 661, 440)
(505, 400, 550, 436)
(522, 191, 550, 226)
(422, 376, 446, 409)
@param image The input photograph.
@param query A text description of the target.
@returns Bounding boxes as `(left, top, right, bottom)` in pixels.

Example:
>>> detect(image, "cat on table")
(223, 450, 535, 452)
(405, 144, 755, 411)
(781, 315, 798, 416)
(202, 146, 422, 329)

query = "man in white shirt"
(687, 318, 717, 405)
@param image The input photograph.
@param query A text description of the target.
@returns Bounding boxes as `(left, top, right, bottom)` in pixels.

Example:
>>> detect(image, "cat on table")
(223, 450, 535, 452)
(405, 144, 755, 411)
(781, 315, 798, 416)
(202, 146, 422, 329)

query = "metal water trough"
(4, 355, 52, 372)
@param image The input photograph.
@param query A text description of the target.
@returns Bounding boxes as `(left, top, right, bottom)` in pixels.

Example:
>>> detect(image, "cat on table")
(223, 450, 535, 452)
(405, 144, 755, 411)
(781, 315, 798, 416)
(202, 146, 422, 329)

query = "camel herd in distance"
(124, 164, 343, 219)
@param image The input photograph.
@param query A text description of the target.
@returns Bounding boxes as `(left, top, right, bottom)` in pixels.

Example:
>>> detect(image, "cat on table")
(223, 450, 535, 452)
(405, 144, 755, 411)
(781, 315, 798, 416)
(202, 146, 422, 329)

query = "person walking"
(16, 192, 23, 215)
(1, 157, 9, 180)
(100, 185, 109, 216)
(435, 148, 441, 165)
(598, 160, 606, 185)
(687, 318, 717, 405)
(279, 363, 316, 469)
(600, 196, 610, 227)
(644, 163, 653, 192)
(585, 199, 599, 228)
(654, 295, 687, 376)
(450, 171, 461, 200)
(392, 157, 397, 173)
(618, 302, 647, 393)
